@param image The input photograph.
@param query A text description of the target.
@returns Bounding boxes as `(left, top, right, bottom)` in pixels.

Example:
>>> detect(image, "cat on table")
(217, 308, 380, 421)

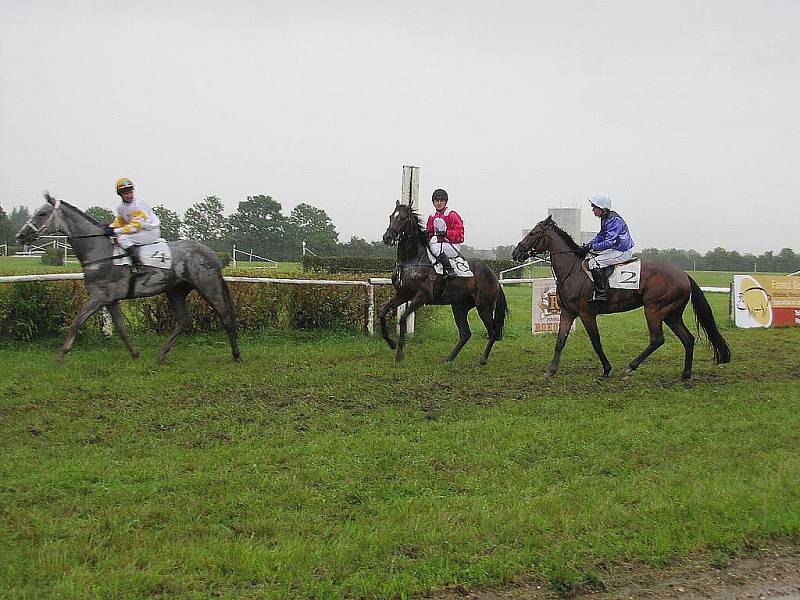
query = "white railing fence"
(231, 245, 278, 269)
(499, 256, 550, 279)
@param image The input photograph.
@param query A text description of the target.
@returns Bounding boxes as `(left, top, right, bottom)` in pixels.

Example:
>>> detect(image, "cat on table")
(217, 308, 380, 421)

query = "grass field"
(2, 274, 799, 598)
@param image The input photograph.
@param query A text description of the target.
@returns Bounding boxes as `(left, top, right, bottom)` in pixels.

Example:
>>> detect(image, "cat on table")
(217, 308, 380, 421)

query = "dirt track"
(434, 543, 800, 600)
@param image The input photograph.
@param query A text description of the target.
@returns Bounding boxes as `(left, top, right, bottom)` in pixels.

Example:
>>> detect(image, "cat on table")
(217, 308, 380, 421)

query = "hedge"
(303, 255, 519, 275)
(0, 274, 437, 341)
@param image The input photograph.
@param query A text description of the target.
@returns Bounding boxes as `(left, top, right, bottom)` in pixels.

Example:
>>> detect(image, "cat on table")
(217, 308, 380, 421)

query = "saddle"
(581, 257, 641, 290)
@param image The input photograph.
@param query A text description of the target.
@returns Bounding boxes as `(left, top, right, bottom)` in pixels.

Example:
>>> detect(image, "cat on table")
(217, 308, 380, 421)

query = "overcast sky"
(2, 0, 798, 253)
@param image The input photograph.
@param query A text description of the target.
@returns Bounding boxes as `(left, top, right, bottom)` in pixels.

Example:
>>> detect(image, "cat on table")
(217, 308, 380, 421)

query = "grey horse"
(16, 193, 240, 363)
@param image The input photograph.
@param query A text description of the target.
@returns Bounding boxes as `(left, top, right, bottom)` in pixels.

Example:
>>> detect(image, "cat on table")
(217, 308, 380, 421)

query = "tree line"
(2, 199, 798, 271)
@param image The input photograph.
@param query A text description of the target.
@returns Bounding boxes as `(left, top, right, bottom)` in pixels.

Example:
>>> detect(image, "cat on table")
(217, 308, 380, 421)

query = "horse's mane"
(546, 219, 583, 253)
(59, 200, 104, 227)
(397, 205, 427, 263)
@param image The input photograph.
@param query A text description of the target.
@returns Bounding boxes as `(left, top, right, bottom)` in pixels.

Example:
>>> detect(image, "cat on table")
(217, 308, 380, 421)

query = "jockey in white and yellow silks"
(104, 178, 161, 252)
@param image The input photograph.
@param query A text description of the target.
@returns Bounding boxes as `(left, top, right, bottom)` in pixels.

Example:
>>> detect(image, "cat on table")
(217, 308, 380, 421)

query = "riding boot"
(590, 267, 608, 301)
(439, 253, 456, 279)
(124, 246, 142, 272)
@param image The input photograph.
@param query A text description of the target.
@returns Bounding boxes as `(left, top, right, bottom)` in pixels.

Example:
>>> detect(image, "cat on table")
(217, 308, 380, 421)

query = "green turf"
(2, 283, 799, 598)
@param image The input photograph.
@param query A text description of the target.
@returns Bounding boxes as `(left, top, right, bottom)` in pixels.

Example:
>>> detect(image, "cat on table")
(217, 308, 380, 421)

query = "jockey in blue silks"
(581, 193, 635, 301)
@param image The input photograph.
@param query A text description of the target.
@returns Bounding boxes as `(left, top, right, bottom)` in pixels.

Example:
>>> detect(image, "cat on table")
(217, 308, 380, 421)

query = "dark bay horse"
(512, 215, 730, 379)
(16, 193, 240, 363)
(380, 202, 507, 364)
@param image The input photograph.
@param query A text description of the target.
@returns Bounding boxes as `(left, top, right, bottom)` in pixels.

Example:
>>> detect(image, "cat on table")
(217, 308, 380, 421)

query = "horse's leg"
(476, 302, 497, 366)
(378, 295, 407, 351)
(57, 297, 107, 361)
(156, 284, 192, 365)
(578, 313, 613, 378)
(546, 310, 577, 377)
(195, 278, 240, 362)
(623, 307, 666, 377)
(664, 310, 695, 380)
(396, 293, 426, 363)
(108, 301, 139, 359)
(445, 304, 472, 363)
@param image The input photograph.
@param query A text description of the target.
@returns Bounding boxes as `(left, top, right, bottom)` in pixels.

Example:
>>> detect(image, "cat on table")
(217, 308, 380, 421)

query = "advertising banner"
(532, 278, 575, 334)
(733, 274, 800, 328)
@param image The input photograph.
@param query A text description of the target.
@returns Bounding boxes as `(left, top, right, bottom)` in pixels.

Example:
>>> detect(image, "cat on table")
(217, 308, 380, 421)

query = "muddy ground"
(434, 543, 800, 600)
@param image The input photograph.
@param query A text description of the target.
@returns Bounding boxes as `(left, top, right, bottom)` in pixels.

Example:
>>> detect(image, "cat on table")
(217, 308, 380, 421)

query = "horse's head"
(512, 215, 553, 261)
(382, 201, 415, 245)
(15, 193, 63, 245)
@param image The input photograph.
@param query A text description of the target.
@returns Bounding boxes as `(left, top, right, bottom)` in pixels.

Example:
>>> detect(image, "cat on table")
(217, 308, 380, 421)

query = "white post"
(366, 284, 374, 334)
(397, 165, 420, 335)
(232, 245, 236, 268)
(98, 307, 114, 338)
(302, 240, 307, 256)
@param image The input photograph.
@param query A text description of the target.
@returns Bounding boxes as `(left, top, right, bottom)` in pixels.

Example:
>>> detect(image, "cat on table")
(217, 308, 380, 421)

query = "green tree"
(228, 195, 286, 259)
(287, 203, 338, 257)
(0, 203, 11, 244)
(493, 245, 516, 260)
(9, 206, 31, 234)
(153, 205, 182, 241)
(182, 196, 228, 249)
(338, 236, 372, 256)
(85, 206, 114, 225)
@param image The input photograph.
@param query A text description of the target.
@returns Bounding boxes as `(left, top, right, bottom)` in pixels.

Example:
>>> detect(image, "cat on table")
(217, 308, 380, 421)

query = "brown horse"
(512, 215, 730, 379)
(380, 202, 507, 364)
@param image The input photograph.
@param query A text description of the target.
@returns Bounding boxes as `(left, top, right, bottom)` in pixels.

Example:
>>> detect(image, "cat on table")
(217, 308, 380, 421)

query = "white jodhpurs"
(587, 248, 634, 269)
(428, 240, 461, 259)
(117, 228, 162, 250)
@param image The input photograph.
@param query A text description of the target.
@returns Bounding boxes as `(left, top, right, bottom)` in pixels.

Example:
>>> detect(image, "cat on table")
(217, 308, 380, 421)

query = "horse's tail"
(494, 285, 508, 340)
(689, 277, 731, 365)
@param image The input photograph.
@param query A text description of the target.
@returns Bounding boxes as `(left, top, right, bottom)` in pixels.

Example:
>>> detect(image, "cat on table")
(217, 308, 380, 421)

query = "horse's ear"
(544, 215, 553, 223)
(44, 191, 55, 205)
(396, 199, 400, 207)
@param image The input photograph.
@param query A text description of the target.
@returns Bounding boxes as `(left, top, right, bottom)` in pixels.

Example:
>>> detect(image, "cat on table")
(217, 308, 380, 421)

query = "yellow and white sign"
(733, 274, 800, 328)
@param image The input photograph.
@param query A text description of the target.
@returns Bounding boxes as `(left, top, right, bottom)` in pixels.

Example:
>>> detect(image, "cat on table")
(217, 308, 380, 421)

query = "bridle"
(20, 196, 125, 267)
(21, 197, 62, 237)
(520, 224, 583, 284)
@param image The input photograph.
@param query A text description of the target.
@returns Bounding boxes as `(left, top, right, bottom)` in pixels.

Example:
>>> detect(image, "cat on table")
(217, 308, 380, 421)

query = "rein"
(82, 253, 129, 268)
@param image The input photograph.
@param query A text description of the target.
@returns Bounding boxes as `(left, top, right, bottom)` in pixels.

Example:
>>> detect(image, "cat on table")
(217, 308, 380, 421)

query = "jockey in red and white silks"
(426, 189, 464, 262)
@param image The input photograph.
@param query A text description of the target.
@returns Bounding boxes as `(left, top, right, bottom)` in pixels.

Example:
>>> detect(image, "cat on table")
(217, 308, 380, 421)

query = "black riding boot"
(590, 267, 608, 301)
(439, 253, 456, 279)
(124, 246, 142, 271)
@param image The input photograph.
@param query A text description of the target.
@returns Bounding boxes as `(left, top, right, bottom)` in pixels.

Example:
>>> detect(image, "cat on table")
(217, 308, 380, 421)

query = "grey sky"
(2, 0, 798, 253)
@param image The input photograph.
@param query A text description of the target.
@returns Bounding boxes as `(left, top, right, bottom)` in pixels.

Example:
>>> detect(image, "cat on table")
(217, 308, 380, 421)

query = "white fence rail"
(231, 245, 278, 269)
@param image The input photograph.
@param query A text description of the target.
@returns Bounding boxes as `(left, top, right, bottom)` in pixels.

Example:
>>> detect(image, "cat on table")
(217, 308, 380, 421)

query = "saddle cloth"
(426, 249, 474, 278)
(113, 240, 173, 270)
(583, 258, 641, 290)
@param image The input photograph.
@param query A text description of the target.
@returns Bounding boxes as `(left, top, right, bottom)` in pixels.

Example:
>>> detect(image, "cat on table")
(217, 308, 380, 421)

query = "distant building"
(523, 207, 595, 245)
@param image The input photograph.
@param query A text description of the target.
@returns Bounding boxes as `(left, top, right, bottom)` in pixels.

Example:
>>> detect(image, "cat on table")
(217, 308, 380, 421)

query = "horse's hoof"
(621, 368, 633, 378)
(55, 353, 66, 363)
(544, 370, 555, 379)
(681, 372, 692, 380)
(131, 350, 140, 359)
(395, 353, 405, 363)
(478, 359, 488, 366)
(387, 340, 397, 350)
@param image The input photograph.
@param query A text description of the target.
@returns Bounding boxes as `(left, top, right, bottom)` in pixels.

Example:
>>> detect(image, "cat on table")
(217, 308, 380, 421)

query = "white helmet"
(589, 193, 612, 210)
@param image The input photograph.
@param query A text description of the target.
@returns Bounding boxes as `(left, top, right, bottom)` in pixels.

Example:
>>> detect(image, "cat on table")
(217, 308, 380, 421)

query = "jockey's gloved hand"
(103, 226, 116, 237)
(578, 243, 591, 256)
